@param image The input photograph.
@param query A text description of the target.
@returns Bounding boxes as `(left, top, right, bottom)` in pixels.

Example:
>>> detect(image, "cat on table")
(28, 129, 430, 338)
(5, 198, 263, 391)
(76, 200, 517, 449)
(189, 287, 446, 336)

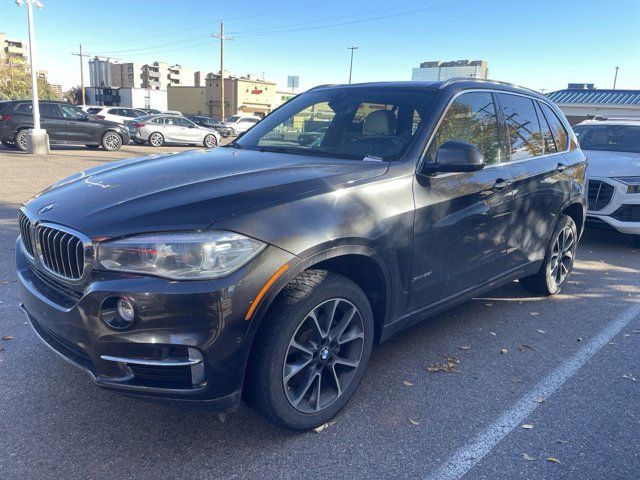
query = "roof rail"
(438, 77, 539, 94)
(308, 84, 340, 91)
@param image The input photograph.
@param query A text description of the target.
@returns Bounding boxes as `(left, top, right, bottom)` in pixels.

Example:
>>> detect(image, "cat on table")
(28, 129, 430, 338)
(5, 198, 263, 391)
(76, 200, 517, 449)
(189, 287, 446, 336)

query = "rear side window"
(15, 103, 33, 113)
(498, 93, 543, 161)
(539, 102, 568, 151)
(428, 92, 501, 165)
(534, 102, 557, 154)
(108, 108, 120, 115)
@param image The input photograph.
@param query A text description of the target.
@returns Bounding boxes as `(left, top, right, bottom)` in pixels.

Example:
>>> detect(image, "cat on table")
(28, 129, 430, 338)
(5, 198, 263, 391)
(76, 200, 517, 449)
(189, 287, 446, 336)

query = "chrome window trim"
(417, 88, 572, 174)
(18, 207, 37, 261)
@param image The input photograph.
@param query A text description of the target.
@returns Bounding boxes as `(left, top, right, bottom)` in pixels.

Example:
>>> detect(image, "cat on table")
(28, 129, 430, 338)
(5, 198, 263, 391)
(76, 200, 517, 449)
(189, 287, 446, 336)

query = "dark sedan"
(188, 115, 233, 137)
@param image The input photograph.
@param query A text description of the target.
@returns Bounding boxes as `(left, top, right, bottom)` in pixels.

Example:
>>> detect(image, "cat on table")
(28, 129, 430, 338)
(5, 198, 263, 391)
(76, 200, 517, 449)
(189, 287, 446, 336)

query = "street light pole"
(347, 46, 358, 84)
(613, 66, 620, 90)
(16, 0, 49, 154)
(212, 22, 233, 121)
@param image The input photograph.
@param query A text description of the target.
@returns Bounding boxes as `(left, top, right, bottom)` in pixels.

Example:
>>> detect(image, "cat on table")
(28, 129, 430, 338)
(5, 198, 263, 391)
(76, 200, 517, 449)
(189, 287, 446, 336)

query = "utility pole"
(72, 44, 89, 105)
(540, 88, 547, 95)
(613, 66, 620, 90)
(347, 46, 358, 84)
(212, 23, 233, 121)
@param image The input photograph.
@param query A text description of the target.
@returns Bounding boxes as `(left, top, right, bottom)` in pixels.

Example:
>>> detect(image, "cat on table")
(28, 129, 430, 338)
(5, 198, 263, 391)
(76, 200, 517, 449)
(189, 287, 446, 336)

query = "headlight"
(613, 177, 640, 194)
(96, 231, 265, 280)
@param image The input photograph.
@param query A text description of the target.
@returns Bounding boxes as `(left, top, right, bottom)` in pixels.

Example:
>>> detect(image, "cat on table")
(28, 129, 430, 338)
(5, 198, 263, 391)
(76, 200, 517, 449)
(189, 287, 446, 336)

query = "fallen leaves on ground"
(534, 397, 545, 403)
(518, 344, 537, 352)
(521, 424, 534, 429)
(402, 380, 414, 387)
(556, 439, 569, 444)
(522, 453, 535, 461)
(485, 303, 493, 307)
(500, 348, 509, 354)
(1, 336, 13, 341)
(409, 419, 420, 426)
(313, 421, 336, 433)
(459, 346, 471, 351)
(576, 337, 583, 342)
(529, 312, 539, 316)
(536, 329, 546, 334)
(427, 355, 460, 373)
(547, 457, 561, 464)
(490, 332, 497, 336)
(622, 373, 637, 381)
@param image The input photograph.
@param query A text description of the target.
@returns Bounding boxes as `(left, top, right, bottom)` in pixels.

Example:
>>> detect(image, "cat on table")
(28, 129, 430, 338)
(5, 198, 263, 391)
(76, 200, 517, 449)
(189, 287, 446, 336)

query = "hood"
(584, 149, 640, 177)
(24, 148, 388, 239)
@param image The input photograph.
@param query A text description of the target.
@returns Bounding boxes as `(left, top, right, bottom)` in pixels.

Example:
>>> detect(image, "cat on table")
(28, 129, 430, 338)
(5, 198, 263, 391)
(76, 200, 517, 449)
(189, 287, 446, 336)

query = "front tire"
(101, 131, 123, 151)
(520, 214, 578, 295)
(203, 134, 217, 148)
(244, 270, 374, 430)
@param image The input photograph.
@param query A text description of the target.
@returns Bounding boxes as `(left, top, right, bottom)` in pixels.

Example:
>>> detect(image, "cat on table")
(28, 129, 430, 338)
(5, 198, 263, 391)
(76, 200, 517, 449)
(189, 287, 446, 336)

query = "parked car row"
(0, 101, 222, 151)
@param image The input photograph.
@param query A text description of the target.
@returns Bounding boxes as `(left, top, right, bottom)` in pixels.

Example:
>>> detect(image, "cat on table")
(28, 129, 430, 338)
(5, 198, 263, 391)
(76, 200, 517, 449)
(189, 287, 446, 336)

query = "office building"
(411, 60, 489, 81)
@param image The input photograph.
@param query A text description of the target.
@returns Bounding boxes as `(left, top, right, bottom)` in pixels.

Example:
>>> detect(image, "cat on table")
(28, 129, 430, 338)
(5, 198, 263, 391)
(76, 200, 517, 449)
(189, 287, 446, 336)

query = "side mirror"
(422, 141, 485, 174)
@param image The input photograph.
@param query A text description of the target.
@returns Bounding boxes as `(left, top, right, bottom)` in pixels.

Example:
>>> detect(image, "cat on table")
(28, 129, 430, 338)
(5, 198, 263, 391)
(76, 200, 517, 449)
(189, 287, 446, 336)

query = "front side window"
(236, 87, 436, 161)
(573, 124, 640, 153)
(59, 105, 86, 119)
(427, 92, 501, 165)
(498, 93, 543, 161)
(175, 117, 195, 127)
(539, 102, 568, 151)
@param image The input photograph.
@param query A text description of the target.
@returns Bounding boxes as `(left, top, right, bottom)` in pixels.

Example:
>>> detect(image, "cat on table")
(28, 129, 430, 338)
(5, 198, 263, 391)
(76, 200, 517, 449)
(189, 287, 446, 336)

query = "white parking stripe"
(425, 301, 640, 480)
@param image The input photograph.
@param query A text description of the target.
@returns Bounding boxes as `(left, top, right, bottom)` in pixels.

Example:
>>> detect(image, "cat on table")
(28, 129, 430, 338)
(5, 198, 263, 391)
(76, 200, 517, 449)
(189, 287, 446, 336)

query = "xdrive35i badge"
(37, 203, 58, 214)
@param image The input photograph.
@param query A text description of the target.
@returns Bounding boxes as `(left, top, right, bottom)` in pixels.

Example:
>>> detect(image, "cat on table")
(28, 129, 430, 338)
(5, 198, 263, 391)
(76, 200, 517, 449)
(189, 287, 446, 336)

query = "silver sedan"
(128, 115, 220, 148)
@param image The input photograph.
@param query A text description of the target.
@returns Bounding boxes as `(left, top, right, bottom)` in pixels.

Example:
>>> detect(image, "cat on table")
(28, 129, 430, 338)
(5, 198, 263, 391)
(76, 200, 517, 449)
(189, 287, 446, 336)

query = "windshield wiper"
(257, 146, 363, 160)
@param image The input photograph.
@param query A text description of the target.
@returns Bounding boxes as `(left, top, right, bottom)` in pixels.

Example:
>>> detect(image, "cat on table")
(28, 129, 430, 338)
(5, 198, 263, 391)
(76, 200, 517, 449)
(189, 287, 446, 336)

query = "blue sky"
(2, 0, 638, 92)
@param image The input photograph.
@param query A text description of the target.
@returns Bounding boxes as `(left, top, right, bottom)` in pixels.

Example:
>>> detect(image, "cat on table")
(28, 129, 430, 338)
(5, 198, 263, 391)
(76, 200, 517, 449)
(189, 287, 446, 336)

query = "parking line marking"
(425, 301, 640, 480)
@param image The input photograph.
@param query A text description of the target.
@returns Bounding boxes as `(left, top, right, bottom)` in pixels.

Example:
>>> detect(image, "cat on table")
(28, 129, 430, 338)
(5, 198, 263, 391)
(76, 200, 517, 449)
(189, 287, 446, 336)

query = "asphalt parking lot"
(1, 144, 639, 480)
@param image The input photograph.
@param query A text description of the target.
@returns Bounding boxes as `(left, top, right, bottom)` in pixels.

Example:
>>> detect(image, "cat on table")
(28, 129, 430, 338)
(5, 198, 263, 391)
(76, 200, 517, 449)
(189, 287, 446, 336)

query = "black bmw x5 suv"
(0, 100, 129, 151)
(16, 79, 586, 429)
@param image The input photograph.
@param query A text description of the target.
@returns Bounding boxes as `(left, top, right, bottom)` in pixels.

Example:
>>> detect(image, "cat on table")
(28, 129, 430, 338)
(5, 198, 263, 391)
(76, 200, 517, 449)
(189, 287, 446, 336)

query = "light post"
(16, 0, 49, 154)
(347, 46, 358, 84)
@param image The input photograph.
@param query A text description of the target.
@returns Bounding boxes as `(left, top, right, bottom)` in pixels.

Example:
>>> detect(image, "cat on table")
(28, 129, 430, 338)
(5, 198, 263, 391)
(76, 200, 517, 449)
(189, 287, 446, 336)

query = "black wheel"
(148, 132, 164, 147)
(14, 130, 28, 151)
(85, 144, 100, 149)
(244, 270, 374, 430)
(101, 131, 122, 151)
(203, 134, 217, 148)
(520, 214, 577, 295)
(1, 140, 16, 149)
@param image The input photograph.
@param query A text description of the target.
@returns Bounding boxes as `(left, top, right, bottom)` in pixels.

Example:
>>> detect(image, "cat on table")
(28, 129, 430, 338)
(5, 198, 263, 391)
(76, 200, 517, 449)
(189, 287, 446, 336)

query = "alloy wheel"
(283, 298, 365, 414)
(16, 131, 27, 150)
(550, 225, 575, 287)
(104, 133, 121, 150)
(149, 133, 163, 146)
(204, 134, 217, 148)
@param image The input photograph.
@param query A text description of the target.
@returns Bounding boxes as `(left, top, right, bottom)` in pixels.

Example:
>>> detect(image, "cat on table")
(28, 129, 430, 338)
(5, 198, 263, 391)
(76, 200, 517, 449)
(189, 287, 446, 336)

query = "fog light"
(117, 298, 135, 323)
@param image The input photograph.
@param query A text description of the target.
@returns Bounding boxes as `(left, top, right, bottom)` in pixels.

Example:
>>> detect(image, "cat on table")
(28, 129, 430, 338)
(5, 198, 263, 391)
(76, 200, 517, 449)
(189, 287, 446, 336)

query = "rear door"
(409, 91, 513, 310)
(498, 93, 570, 270)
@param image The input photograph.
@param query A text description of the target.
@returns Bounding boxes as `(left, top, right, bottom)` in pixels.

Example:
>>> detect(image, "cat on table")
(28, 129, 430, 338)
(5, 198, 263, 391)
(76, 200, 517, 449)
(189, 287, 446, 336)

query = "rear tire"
(101, 131, 122, 151)
(148, 132, 164, 147)
(244, 270, 374, 430)
(14, 130, 28, 151)
(520, 214, 577, 295)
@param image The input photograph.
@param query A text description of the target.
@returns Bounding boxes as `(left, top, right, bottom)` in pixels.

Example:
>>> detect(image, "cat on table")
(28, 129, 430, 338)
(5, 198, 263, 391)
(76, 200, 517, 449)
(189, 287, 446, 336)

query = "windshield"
(573, 124, 640, 154)
(235, 87, 436, 161)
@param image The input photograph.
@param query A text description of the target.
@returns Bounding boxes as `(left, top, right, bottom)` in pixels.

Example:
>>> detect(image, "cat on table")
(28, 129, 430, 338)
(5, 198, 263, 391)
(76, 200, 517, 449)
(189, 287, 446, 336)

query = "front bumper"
(17, 237, 295, 410)
(587, 177, 640, 235)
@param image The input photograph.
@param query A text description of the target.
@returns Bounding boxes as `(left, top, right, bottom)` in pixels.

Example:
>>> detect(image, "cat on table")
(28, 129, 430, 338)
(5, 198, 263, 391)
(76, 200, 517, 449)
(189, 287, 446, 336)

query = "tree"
(0, 57, 57, 101)
(64, 86, 83, 105)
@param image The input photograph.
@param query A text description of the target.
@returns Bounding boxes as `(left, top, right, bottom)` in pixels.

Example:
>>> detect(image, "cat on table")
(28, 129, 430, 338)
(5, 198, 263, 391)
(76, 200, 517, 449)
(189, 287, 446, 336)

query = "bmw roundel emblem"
(37, 203, 58, 214)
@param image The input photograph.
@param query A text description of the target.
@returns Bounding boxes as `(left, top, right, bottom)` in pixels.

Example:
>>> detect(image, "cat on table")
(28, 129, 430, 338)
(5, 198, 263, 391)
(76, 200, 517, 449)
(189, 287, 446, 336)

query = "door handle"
(492, 179, 512, 192)
(556, 163, 567, 172)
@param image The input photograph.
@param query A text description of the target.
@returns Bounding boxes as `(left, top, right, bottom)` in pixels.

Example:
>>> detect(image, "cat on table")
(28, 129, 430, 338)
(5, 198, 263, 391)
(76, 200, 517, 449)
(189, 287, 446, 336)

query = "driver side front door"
(408, 91, 513, 311)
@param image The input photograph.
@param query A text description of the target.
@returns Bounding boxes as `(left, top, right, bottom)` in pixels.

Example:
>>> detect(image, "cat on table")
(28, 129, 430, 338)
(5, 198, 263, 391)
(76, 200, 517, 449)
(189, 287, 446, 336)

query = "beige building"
(111, 62, 144, 88)
(168, 73, 277, 118)
(0, 33, 28, 65)
(412, 60, 489, 81)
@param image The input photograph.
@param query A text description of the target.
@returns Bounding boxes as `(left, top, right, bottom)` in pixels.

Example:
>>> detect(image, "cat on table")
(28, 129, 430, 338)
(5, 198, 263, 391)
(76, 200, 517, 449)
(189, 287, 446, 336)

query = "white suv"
(574, 118, 640, 245)
(222, 114, 261, 136)
(86, 106, 148, 124)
